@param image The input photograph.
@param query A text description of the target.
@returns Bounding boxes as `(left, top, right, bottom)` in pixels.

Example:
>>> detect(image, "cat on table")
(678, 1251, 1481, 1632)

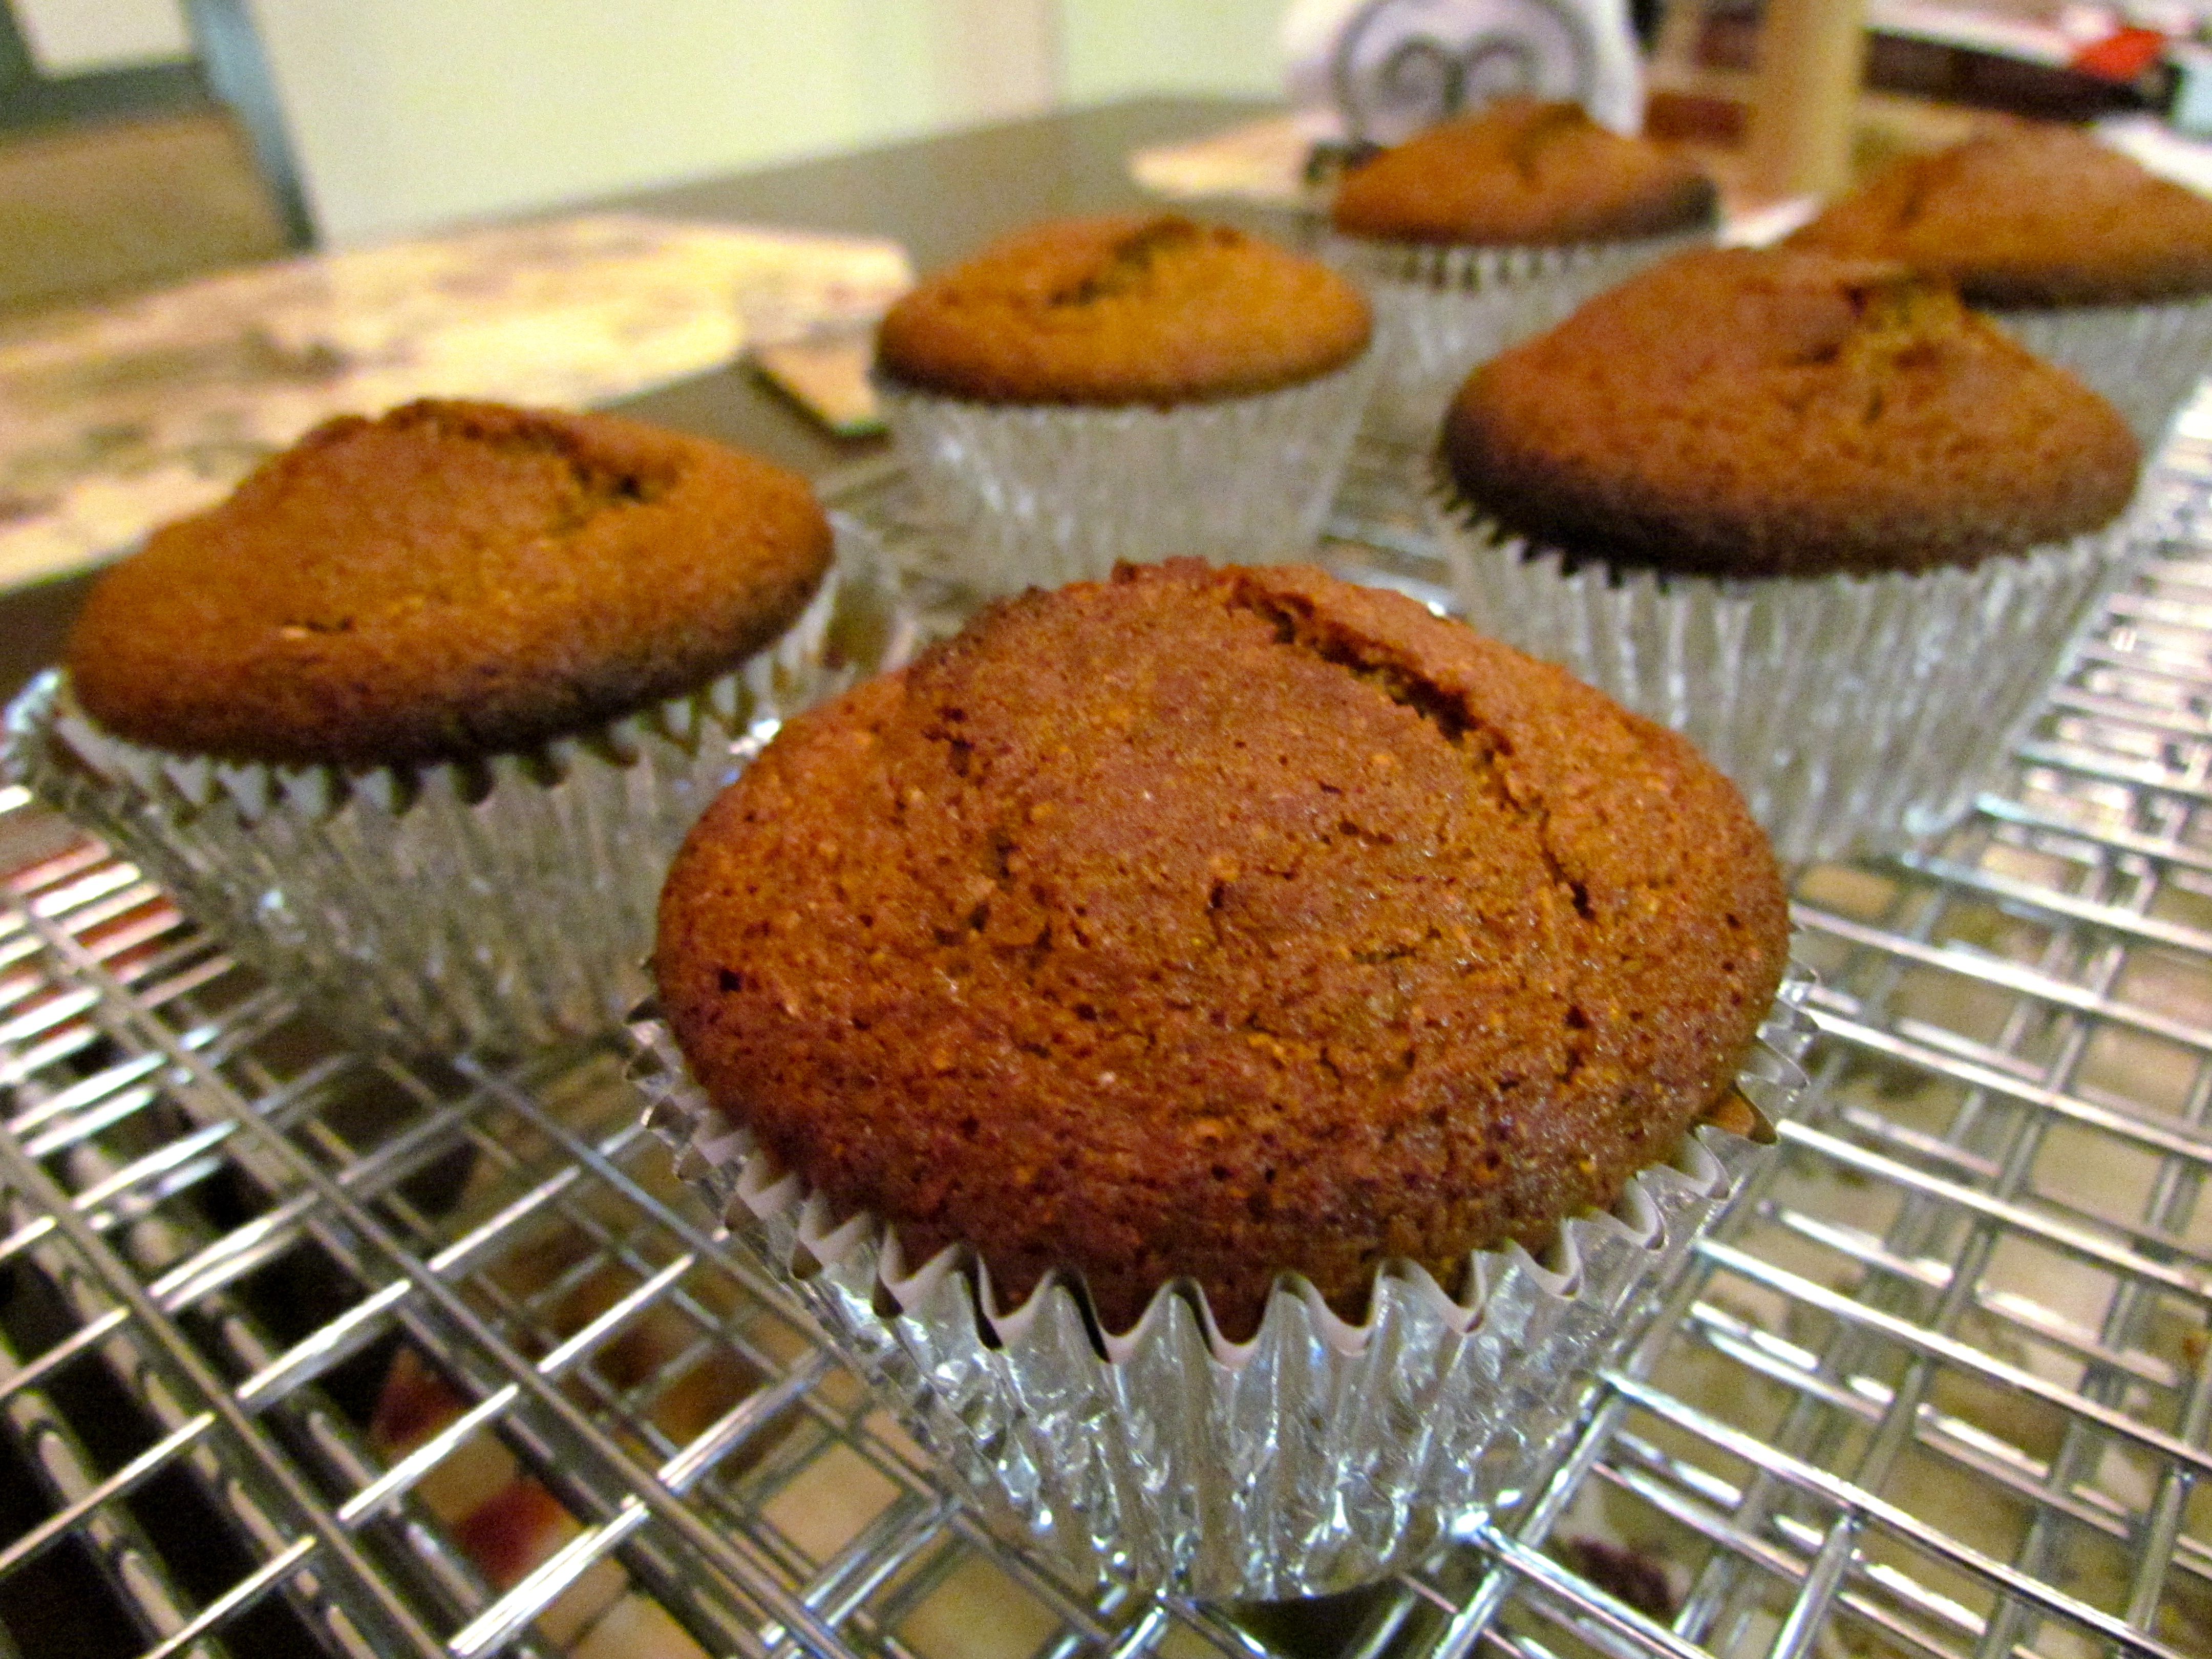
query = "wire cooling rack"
(5, 423, 2212, 1659)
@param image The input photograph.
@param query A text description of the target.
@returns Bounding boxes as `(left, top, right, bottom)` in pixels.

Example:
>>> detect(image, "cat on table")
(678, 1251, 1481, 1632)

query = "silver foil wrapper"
(3, 523, 913, 1057)
(876, 351, 1376, 595)
(639, 969, 1813, 1601)
(1990, 294, 2212, 452)
(1430, 472, 2140, 864)
(1320, 227, 1713, 446)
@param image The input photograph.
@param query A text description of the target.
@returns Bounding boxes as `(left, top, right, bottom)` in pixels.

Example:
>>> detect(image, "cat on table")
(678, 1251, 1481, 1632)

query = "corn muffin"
(878, 214, 1371, 406)
(1323, 98, 1717, 445)
(1430, 247, 2142, 860)
(12, 399, 873, 1055)
(1442, 248, 2139, 577)
(1331, 98, 1716, 247)
(68, 399, 831, 766)
(873, 218, 1376, 591)
(657, 559, 1790, 1339)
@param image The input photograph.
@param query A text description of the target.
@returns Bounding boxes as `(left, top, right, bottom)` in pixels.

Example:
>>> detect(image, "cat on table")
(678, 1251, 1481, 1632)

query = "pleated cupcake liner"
(1988, 294, 2212, 453)
(636, 966, 1814, 1602)
(3, 519, 917, 1057)
(1428, 466, 2145, 865)
(1319, 226, 1714, 448)
(875, 350, 1377, 597)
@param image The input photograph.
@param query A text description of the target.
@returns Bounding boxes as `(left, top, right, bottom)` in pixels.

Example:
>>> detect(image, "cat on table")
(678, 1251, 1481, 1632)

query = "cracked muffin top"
(874, 215, 1372, 405)
(1790, 120, 2212, 307)
(1441, 247, 2139, 578)
(65, 399, 833, 767)
(656, 560, 1789, 1341)
(1330, 98, 1715, 247)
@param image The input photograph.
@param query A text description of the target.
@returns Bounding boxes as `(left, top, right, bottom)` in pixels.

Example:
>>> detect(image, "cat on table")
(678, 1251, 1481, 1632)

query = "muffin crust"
(875, 215, 1372, 406)
(67, 399, 834, 766)
(1442, 248, 2139, 578)
(1790, 121, 2212, 307)
(657, 561, 1789, 1339)
(1331, 98, 1715, 247)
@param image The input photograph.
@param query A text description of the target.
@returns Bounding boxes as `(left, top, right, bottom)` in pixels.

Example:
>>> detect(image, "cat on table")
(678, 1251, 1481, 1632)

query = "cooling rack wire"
(5, 412, 2212, 1659)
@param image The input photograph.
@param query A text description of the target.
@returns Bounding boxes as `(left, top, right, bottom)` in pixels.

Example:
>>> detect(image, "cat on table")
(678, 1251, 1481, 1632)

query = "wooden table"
(0, 95, 1279, 703)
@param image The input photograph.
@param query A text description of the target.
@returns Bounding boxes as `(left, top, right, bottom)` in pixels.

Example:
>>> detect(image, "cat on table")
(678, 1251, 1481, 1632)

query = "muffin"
(1324, 98, 1718, 444)
(1434, 247, 2142, 860)
(7, 398, 897, 1055)
(873, 216, 1374, 592)
(648, 559, 1807, 1596)
(1791, 120, 2212, 445)
(67, 400, 831, 763)
(1331, 99, 1716, 247)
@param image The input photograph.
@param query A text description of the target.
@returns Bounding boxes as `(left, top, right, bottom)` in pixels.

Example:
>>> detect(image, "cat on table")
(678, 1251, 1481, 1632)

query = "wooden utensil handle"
(1746, 0, 1870, 201)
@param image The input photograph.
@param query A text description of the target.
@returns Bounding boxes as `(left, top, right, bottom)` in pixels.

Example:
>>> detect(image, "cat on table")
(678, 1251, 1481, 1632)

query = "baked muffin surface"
(66, 399, 833, 767)
(1330, 97, 1715, 246)
(875, 215, 1371, 405)
(1791, 121, 2212, 306)
(1442, 248, 2139, 578)
(657, 561, 1789, 1339)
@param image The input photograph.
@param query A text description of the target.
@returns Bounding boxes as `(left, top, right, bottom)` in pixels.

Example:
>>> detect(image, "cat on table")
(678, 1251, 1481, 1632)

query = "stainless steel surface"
(6, 432, 2212, 1657)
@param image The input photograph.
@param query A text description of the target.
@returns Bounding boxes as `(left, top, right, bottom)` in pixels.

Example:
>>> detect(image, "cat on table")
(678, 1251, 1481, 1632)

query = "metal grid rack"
(5, 427, 2212, 1659)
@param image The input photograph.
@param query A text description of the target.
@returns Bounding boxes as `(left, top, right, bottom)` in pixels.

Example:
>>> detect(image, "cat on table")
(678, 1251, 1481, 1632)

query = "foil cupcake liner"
(637, 968, 1813, 1601)
(1989, 294, 2212, 453)
(3, 521, 916, 1057)
(1320, 226, 1714, 446)
(1429, 467, 2142, 865)
(876, 350, 1377, 595)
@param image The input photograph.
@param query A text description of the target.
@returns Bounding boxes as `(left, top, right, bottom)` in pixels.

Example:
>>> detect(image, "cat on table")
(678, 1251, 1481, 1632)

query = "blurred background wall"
(10, 0, 1288, 247)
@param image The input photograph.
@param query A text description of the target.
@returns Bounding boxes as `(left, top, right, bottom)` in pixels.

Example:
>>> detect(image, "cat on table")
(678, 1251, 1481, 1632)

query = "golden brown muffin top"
(1442, 248, 2140, 578)
(657, 560, 1789, 1341)
(1330, 98, 1716, 246)
(874, 215, 1372, 405)
(1791, 120, 2212, 306)
(66, 400, 833, 767)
